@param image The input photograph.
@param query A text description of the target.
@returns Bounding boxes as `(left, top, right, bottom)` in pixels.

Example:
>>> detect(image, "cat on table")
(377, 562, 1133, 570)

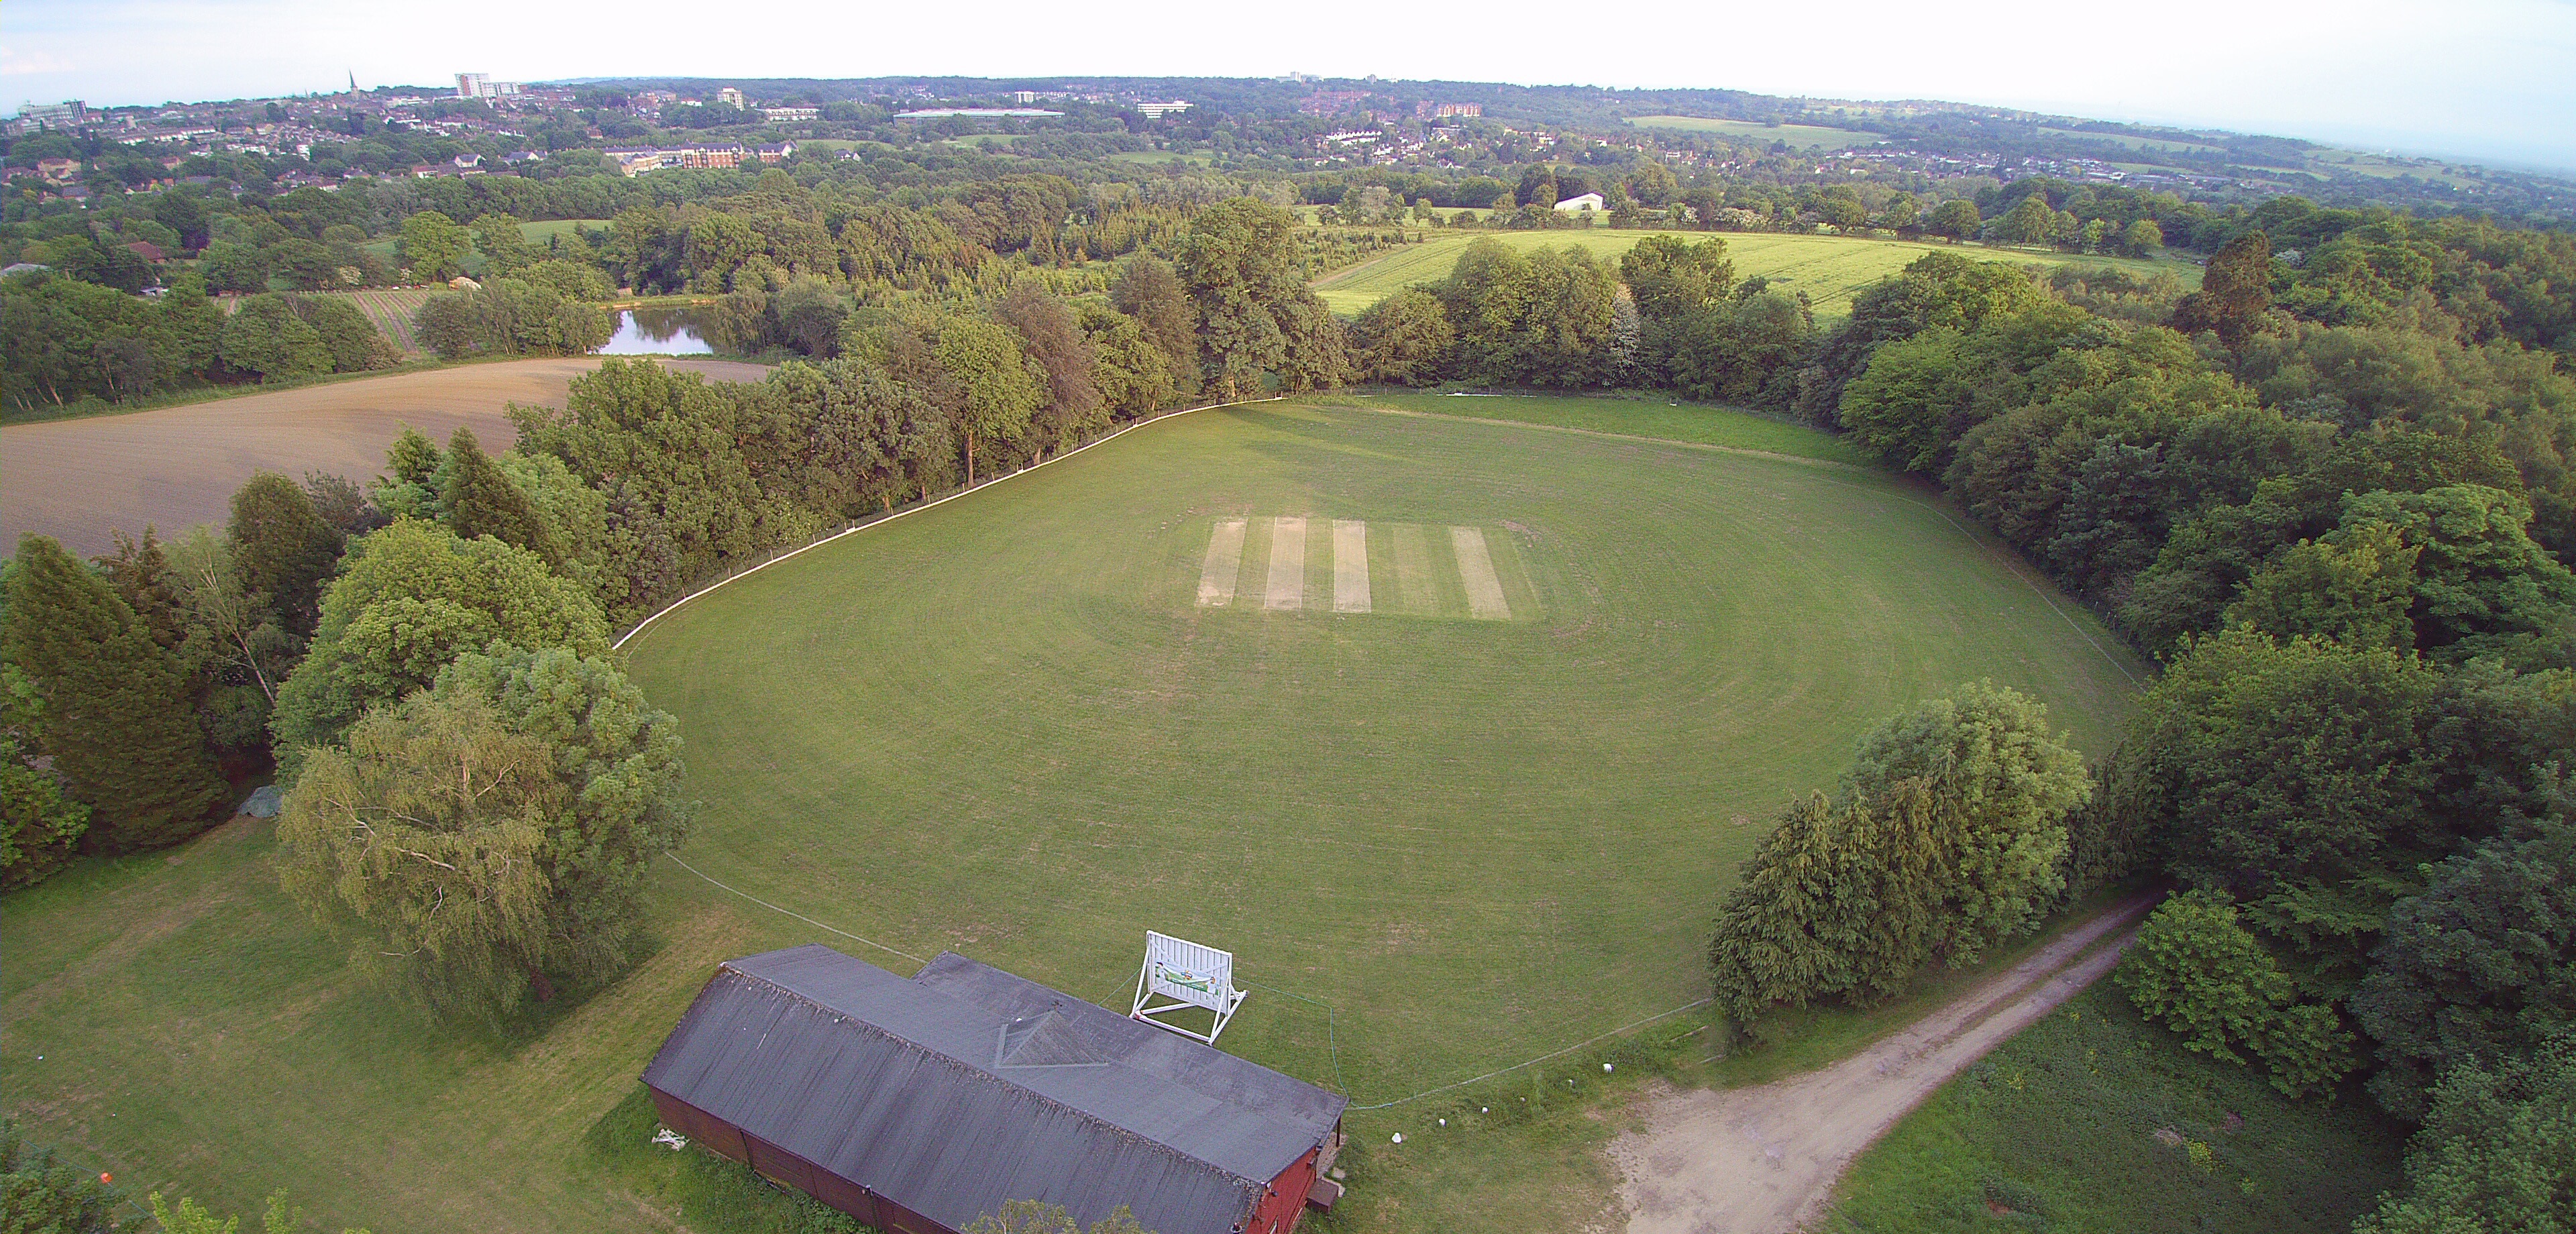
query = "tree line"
(1697, 209, 2574, 1231)
(1, 199, 1333, 1030)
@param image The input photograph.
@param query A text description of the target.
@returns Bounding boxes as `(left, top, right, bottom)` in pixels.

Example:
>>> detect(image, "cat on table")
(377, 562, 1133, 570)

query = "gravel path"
(1611, 894, 2159, 1234)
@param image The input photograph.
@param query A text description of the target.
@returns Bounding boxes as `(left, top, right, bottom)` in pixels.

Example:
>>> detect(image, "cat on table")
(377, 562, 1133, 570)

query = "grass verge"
(1825, 985, 2404, 1233)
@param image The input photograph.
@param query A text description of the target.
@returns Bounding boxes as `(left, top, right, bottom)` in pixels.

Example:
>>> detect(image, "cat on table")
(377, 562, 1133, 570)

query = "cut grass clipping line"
(612, 395, 1287, 652)
(661, 837, 1706, 1110)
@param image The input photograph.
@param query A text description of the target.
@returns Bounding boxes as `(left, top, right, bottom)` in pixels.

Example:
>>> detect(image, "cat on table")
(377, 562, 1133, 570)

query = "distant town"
(8, 72, 2570, 221)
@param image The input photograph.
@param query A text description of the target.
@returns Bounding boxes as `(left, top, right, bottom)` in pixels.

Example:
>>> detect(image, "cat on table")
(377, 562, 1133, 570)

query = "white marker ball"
(1438, 1119, 1446, 1127)
(1604, 1063, 1615, 1072)
(1391, 1132, 1403, 1144)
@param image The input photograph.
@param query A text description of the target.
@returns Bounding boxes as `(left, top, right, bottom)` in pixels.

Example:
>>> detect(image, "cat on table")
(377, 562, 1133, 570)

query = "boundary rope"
(1344, 997, 1713, 1111)
(661, 850, 926, 966)
(612, 394, 1285, 653)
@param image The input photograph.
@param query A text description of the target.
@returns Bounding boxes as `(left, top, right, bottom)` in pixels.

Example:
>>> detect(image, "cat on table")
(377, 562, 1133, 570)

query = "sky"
(7, 0, 2574, 173)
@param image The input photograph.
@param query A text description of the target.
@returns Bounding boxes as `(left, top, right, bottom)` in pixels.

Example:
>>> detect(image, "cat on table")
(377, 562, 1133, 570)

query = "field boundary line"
(664, 840, 1710, 1113)
(661, 850, 928, 966)
(612, 395, 1284, 651)
(1348, 997, 1713, 1111)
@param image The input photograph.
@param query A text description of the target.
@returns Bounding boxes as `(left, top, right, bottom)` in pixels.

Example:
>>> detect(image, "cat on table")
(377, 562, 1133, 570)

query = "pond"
(596, 307, 716, 355)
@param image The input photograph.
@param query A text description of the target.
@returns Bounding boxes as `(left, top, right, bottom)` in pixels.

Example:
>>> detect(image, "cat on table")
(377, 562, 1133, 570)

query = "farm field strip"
(346, 287, 435, 353)
(1, 357, 773, 555)
(1310, 231, 2197, 319)
(1623, 116, 1883, 148)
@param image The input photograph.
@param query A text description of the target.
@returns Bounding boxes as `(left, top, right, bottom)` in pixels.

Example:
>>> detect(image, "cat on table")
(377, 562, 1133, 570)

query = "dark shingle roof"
(642, 945, 1345, 1234)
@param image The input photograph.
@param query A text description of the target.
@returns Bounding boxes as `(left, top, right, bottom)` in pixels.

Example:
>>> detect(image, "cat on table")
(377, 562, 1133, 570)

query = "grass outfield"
(1625, 116, 1883, 148)
(1825, 985, 2404, 1233)
(624, 398, 2142, 1110)
(2, 398, 2144, 1233)
(1342, 392, 1874, 465)
(1308, 231, 2197, 318)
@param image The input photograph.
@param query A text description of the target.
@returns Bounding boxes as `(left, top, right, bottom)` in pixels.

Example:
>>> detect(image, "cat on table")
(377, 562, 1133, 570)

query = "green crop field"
(1, 398, 2144, 1234)
(2037, 127, 2229, 156)
(1625, 116, 1883, 148)
(519, 219, 610, 245)
(1309, 230, 2197, 318)
(344, 286, 436, 352)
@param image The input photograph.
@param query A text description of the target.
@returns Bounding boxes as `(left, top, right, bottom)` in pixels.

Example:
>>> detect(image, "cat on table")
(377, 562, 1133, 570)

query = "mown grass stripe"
(1266, 516, 1307, 610)
(1450, 526, 1511, 620)
(1198, 519, 1246, 606)
(1334, 519, 1372, 614)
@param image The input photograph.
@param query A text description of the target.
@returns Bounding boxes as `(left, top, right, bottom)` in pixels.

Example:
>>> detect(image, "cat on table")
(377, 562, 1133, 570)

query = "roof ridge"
(718, 962, 1270, 1191)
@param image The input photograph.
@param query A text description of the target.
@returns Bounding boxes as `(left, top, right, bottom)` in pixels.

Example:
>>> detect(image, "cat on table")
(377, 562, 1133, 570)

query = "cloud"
(1, 48, 78, 76)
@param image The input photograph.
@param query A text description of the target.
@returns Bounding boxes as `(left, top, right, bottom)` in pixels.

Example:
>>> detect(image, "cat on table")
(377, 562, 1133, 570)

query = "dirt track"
(1611, 895, 2159, 1234)
(3, 357, 768, 555)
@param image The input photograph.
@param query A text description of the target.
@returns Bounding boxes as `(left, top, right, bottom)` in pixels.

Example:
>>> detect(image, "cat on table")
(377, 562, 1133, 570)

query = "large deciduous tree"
(2174, 230, 2273, 343)
(277, 644, 690, 1023)
(2114, 891, 2355, 1097)
(2353, 1036, 2576, 1234)
(2351, 789, 2576, 1120)
(2115, 626, 2444, 968)
(1178, 199, 1348, 397)
(268, 519, 608, 761)
(398, 210, 471, 281)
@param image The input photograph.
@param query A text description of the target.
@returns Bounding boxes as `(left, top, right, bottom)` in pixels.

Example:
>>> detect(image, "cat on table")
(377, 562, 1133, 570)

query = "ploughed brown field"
(2, 358, 769, 555)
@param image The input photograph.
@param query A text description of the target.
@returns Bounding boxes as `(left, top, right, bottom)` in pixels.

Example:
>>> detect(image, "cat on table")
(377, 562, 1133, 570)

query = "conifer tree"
(437, 427, 557, 563)
(227, 472, 344, 638)
(5, 535, 225, 850)
(93, 526, 186, 653)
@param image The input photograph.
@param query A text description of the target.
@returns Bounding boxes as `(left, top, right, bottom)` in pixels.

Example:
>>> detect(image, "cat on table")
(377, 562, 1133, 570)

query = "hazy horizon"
(8, 0, 2573, 175)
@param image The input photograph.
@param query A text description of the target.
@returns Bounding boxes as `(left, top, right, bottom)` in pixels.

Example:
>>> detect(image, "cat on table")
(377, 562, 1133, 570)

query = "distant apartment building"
(761, 107, 820, 123)
(455, 73, 521, 99)
(1416, 101, 1481, 119)
(7, 99, 89, 135)
(1134, 101, 1191, 119)
(716, 87, 747, 109)
(605, 144, 752, 176)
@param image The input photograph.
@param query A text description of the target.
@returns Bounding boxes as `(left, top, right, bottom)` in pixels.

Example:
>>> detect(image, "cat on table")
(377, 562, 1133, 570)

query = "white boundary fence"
(611, 394, 1285, 652)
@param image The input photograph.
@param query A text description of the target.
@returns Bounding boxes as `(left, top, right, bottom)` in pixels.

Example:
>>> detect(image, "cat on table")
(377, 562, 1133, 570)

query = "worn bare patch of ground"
(3, 357, 767, 554)
(1611, 895, 2158, 1234)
